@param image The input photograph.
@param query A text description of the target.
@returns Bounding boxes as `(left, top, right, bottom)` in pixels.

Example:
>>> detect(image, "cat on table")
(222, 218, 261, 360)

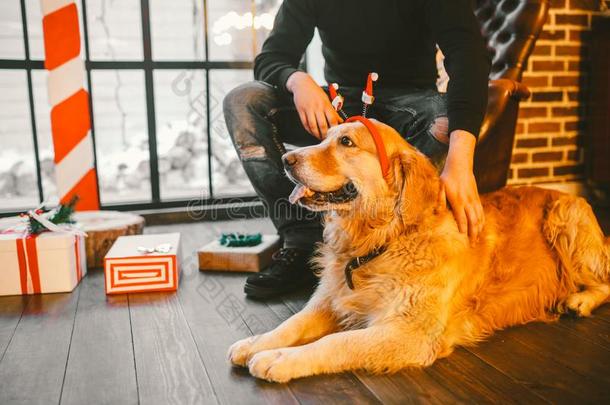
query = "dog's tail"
(543, 195, 610, 282)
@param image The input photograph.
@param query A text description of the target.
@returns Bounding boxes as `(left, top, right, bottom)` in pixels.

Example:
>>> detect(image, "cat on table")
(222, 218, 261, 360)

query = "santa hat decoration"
(361, 72, 378, 117)
(328, 83, 348, 120)
(329, 83, 344, 111)
(361, 72, 378, 105)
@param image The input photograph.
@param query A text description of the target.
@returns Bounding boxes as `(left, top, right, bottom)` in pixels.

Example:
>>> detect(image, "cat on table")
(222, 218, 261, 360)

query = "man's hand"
(439, 130, 484, 243)
(286, 71, 343, 140)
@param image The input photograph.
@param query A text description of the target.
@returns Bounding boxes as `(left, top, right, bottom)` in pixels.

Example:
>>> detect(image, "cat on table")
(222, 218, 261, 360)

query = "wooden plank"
(148, 221, 299, 405)
(281, 287, 314, 314)
(0, 295, 28, 362)
(355, 369, 458, 405)
(423, 349, 546, 404)
(0, 290, 79, 404)
(502, 320, 610, 386)
(288, 373, 382, 405)
(590, 303, 610, 323)
(591, 302, 610, 324)
(175, 259, 300, 404)
(467, 325, 610, 403)
(128, 290, 217, 405)
(551, 311, 610, 350)
(60, 269, 138, 405)
(264, 296, 297, 322)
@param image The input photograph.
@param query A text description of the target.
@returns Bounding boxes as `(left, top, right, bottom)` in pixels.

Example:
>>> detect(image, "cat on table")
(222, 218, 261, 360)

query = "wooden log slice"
(73, 211, 145, 269)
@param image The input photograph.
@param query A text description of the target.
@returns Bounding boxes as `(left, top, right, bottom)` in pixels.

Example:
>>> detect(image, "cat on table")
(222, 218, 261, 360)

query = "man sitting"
(223, 0, 491, 299)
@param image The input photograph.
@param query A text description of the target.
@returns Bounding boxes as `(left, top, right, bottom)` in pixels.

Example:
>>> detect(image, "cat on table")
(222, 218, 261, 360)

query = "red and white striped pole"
(41, 0, 99, 210)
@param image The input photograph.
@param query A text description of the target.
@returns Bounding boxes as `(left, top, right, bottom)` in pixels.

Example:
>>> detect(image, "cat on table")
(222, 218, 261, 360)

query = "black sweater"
(254, 0, 491, 137)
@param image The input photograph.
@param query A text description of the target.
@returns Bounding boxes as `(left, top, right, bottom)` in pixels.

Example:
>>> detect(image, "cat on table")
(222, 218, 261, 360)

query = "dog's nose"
(282, 153, 297, 167)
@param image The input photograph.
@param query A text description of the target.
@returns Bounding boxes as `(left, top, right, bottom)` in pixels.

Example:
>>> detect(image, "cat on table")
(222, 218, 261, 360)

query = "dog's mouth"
(288, 182, 359, 206)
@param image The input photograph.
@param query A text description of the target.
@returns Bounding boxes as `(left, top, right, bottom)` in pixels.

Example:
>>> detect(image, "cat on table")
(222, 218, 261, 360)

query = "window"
(0, 0, 282, 214)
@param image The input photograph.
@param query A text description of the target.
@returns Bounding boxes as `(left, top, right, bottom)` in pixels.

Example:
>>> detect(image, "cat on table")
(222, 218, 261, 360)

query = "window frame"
(0, 0, 261, 216)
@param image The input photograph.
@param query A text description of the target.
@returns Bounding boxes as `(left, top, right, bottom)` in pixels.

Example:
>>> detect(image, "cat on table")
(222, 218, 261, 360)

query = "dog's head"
(284, 119, 440, 216)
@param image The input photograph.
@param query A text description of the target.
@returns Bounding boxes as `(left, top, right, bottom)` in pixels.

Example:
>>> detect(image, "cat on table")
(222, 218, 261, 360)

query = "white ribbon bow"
(137, 244, 172, 254)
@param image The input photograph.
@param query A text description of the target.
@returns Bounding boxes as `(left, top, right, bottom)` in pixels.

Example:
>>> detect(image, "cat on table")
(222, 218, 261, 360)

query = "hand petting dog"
(287, 71, 343, 140)
(439, 129, 485, 244)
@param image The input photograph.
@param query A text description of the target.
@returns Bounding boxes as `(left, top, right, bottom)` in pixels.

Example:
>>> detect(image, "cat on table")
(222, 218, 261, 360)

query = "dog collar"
(344, 246, 387, 289)
(345, 116, 390, 178)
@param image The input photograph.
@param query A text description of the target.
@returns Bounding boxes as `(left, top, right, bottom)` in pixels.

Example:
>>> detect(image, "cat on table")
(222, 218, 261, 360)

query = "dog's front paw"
(227, 335, 260, 367)
(248, 348, 304, 383)
(564, 292, 597, 317)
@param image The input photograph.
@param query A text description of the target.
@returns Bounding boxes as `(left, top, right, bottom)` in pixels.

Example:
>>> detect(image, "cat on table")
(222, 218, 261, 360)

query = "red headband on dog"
(345, 116, 390, 178)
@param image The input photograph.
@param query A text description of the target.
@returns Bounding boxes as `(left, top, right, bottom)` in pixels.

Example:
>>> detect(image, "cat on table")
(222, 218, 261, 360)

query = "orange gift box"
(104, 233, 181, 295)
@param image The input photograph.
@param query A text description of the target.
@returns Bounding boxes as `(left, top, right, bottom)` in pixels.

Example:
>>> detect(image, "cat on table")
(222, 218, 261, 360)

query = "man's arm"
(429, 0, 490, 138)
(439, 130, 485, 242)
(254, 0, 341, 139)
(427, 0, 491, 242)
(254, 0, 315, 93)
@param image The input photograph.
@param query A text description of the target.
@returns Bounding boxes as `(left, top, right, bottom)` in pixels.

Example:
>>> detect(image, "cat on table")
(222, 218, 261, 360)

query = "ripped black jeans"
(223, 81, 449, 250)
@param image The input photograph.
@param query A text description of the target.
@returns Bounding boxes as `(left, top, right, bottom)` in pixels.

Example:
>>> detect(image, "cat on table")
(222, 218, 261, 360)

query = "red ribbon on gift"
(15, 234, 42, 294)
(74, 236, 82, 281)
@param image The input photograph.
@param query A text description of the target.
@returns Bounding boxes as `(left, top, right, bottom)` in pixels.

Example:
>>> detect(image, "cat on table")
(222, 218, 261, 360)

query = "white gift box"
(104, 233, 181, 295)
(0, 231, 87, 296)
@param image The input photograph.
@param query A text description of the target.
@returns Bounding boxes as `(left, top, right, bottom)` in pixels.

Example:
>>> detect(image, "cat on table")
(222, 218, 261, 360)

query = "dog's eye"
(340, 136, 354, 147)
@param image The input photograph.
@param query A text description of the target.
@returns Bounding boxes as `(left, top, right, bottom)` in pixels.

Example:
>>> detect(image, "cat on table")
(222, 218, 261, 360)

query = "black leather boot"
(244, 247, 317, 299)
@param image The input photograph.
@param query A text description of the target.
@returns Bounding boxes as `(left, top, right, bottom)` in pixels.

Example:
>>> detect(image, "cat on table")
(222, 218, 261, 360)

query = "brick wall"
(508, 0, 609, 185)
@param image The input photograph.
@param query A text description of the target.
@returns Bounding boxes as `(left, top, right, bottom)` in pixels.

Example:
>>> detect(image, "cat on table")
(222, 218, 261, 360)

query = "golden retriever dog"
(228, 119, 610, 383)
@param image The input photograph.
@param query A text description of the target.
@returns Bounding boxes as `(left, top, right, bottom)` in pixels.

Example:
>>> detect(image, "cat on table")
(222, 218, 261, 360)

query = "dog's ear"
(392, 150, 441, 220)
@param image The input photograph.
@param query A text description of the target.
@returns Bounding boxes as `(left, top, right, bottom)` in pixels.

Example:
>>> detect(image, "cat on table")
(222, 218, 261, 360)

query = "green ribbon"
(219, 233, 262, 247)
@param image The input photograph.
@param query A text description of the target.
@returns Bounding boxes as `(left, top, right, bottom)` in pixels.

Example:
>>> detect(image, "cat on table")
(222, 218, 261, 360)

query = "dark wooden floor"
(1, 211, 610, 404)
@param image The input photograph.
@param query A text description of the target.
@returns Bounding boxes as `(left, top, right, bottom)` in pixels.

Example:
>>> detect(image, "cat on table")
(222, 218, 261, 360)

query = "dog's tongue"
(289, 184, 314, 204)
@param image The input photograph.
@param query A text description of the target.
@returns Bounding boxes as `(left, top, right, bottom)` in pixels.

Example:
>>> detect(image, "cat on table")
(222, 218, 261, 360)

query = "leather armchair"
(472, 0, 549, 192)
